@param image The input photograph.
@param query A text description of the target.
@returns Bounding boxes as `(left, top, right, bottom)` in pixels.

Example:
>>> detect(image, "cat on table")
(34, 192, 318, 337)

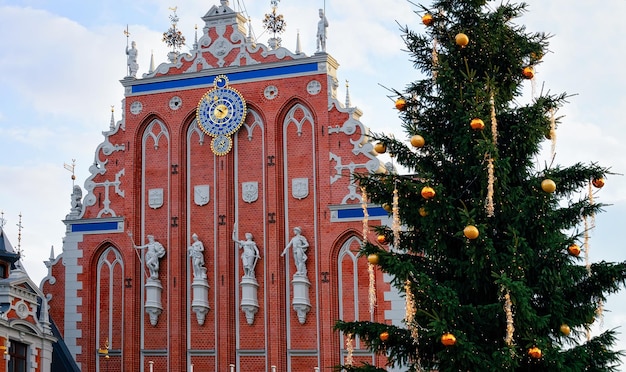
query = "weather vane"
(16, 213, 23, 257)
(64, 159, 76, 186)
(0, 211, 5, 228)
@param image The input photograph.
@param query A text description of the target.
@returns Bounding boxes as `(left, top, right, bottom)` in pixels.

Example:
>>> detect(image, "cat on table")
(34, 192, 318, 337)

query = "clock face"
(197, 78, 247, 137)
(210, 135, 232, 156)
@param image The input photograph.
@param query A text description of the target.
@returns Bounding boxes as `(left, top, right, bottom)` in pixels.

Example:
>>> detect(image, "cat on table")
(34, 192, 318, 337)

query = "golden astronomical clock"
(196, 75, 247, 155)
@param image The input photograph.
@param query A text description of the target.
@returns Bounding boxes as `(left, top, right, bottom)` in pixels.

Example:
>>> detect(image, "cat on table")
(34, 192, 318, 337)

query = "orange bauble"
(377, 234, 388, 245)
(560, 324, 571, 336)
(592, 178, 605, 188)
(410, 135, 425, 148)
(421, 186, 436, 199)
(568, 244, 581, 257)
(379, 331, 389, 342)
(367, 253, 380, 265)
(541, 179, 556, 193)
(528, 346, 542, 359)
(382, 203, 392, 212)
(441, 333, 456, 346)
(470, 118, 485, 130)
(422, 13, 434, 26)
(395, 98, 407, 111)
(419, 207, 429, 217)
(374, 142, 386, 154)
(463, 225, 479, 240)
(455, 33, 469, 47)
(522, 66, 535, 79)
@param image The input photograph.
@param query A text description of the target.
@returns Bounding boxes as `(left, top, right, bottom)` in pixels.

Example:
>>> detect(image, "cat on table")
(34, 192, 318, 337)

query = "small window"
(0, 264, 7, 279)
(8, 340, 27, 372)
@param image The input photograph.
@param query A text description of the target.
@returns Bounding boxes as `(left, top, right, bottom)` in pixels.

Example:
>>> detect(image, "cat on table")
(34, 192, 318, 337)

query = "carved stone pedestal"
(144, 278, 163, 326)
(191, 277, 210, 325)
(240, 276, 259, 325)
(291, 274, 311, 324)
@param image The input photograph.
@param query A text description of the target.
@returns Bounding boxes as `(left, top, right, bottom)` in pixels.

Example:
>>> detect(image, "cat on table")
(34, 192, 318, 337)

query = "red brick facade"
(42, 3, 397, 371)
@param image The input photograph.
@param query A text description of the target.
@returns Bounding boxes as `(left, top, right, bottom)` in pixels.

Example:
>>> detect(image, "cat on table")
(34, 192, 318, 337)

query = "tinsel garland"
(432, 37, 439, 80)
(549, 108, 557, 158)
(502, 288, 515, 347)
(345, 333, 354, 366)
(490, 91, 498, 145)
(485, 156, 495, 217)
(404, 280, 419, 341)
(392, 184, 400, 246)
(361, 187, 376, 314)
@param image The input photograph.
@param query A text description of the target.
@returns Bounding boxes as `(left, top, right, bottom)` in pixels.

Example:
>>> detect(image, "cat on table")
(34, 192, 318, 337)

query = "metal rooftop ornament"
(263, 0, 286, 50)
(163, 6, 186, 62)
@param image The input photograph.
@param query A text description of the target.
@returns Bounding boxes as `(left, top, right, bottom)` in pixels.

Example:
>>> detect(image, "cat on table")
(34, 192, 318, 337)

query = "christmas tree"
(335, 1, 626, 371)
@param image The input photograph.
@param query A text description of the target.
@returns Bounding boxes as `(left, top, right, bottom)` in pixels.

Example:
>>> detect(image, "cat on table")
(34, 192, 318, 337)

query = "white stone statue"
(126, 40, 139, 77)
(66, 185, 83, 219)
(281, 227, 309, 275)
(316, 9, 328, 52)
(232, 224, 260, 279)
(188, 233, 207, 279)
(134, 235, 166, 279)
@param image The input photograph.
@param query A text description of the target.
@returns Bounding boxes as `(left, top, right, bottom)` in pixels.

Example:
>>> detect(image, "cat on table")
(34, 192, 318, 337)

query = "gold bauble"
(419, 207, 428, 217)
(568, 244, 581, 257)
(382, 203, 392, 213)
(421, 186, 436, 199)
(395, 98, 407, 111)
(377, 234, 388, 245)
(441, 332, 456, 346)
(592, 178, 605, 188)
(422, 13, 434, 26)
(522, 66, 535, 79)
(367, 253, 380, 265)
(379, 331, 389, 342)
(528, 346, 542, 359)
(410, 134, 425, 148)
(455, 33, 469, 47)
(463, 225, 479, 240)
(560, 324, 571, 336)
(541, 179, 556, 193)
(374, 142, 386, 154)
(470, 118, 485, 130)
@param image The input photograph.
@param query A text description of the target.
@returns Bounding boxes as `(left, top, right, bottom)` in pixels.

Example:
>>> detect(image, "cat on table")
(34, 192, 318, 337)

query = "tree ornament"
(560, 324, 571, 336)
(395, 98, 407, 111)
(422, 13, 433, 26)
(592, 178, 605, 188)
(463, 225, 479, 240)
(441, 332, 456, 346)
(374, 142, 386, 154)
(455, 33, 469, 47)
(528, 346, 542, 359)
(377, 234, 388, 245)
(419, 207, 428, 217)
(541, 179, 556, 193)
(410, 134, 425, 148)
(367, 253, 380, 265)
(522, 66, 535, 79)
(421, 186, 436, 199)
(382, 203, 392, 213)
(379, 331, 389, 342)
(470, 118, 485, 130)
(568, 244, 581, 257)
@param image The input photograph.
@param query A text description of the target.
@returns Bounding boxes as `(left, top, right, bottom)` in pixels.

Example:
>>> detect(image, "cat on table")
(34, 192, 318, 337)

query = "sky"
(0, 0, 624, 367)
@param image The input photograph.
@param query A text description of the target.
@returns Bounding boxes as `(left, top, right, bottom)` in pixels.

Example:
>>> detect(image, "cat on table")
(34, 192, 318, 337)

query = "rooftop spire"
(295, 29, 302, 54)
(345, 80, 351, 107)
(109, 106, 115, 130)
